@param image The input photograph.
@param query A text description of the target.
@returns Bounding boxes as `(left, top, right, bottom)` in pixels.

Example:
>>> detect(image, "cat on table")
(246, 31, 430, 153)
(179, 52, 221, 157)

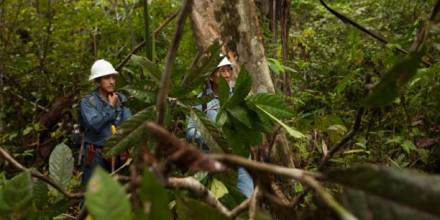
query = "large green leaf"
(49, 143, 74, 189)
(137, 170, 171, 220)
(222, 119, 262, 157)
(190, 109, 231, 153)
(227, 68, 252, 108)
(246, 93, 294, 119)
(363, 51, 424, 107)
(327, 164, 440, 219)
(130, 55, 162, 83)
(85, 167, 132, 220)
(226, 105, 253, 128)
(255, 105, 304, 139)
(105, 106, 155, 157)
(218, 76, 230, 107)
(33, 178, 48, 210)
(175, 42, 221, 96)
(341, 188, 439, 220)
(0, 171, 33, 217)
(121, 86, 155, 104)
(176, 195, 229, 220)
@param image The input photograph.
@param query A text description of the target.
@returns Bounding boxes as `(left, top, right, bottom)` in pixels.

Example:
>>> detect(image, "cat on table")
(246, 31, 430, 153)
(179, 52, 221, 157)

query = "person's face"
(96, 74, 116, 93)
(211, 65, 233, 83)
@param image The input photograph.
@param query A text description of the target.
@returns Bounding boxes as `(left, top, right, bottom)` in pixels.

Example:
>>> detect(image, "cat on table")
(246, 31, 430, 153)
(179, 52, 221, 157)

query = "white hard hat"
(217, 57, 233, 68)
(89, 59, 118, 81)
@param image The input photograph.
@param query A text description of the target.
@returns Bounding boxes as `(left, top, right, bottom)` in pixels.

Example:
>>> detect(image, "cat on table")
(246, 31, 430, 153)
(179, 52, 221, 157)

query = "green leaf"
(209, 178, 229, 199)
(363, 51, 424, 107)
(105, 106, 155, 156)
(218, 76, 230, 107)
(226, 105, 253, 128)
(341, 188, 439, 220)
(174, 42, 221, 96)
(222, 119, 262, 156)
(401, 140, 416, 154)
(0, 171, 33, 216)
(33, 179, 48, 209)
(176, 195, 229, 220)
(138, 170, 171, 220)
(255, 105, 304, 139)
(190, 109, 231, 153)
(49, 143, 74, 189)
(246, 93, 294, 119)
(228, 68, 252, 107)
(85, 167, 132, 220)
(326, 164, 440, 219)
(122, 86, 155, 104)
(130, 55, 162, 83)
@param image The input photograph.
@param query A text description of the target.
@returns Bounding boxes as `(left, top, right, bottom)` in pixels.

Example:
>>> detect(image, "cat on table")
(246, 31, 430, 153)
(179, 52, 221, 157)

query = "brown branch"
(249, 186, 260, 220)
(156, 0, 193, 126)
(167, 176, 249, 218)
(318, 108, 364, 169)
(0, 147, 83, 199)
(209, 154, 324, 180)
(291, 108, 364, 207)
(319, 0, 432, 67)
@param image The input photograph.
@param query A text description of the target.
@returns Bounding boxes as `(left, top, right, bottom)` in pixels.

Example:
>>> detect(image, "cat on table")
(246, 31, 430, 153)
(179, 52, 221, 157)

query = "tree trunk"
(191, 0, 297, 168)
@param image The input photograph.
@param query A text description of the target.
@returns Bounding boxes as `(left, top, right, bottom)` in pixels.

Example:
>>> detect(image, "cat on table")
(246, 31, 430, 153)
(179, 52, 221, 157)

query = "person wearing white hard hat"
(186, 56, 255, 198)
(78, 59, 132, 185)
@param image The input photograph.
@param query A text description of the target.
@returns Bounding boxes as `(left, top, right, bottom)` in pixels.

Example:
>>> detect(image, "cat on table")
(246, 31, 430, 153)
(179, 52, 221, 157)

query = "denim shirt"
(80, 90, 131, 146)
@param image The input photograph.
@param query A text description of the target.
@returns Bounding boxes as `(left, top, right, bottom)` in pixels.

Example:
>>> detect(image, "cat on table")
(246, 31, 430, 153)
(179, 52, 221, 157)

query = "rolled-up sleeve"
(80, 98, 116, 133)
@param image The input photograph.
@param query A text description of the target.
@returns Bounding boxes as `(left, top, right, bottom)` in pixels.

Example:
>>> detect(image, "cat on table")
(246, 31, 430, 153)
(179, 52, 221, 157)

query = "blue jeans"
(81, 145, 109, 185)
(237, 167, 254, 198)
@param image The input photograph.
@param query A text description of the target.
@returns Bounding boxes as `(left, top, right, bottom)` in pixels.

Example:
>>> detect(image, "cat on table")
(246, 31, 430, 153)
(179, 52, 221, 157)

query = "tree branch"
(318, 108, 364, 169)
(166, 176, 249, 218)
(248, 186, 260, 220)
(156, 0, 193, 126)
(319, 0, 432, 67)
(0, 147, 83, 199)
(209, 154, 324, 181)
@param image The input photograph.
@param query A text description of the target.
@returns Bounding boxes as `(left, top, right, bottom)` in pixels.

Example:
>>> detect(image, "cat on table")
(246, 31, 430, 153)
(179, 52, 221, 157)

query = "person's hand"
(108, 93, 118, 107)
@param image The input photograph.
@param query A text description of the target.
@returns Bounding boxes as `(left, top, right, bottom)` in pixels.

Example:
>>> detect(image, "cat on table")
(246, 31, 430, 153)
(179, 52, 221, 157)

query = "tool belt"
(85, 144, 129, 171)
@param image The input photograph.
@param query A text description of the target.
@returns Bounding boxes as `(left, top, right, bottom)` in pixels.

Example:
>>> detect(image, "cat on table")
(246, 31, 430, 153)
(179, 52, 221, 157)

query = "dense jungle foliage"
(1, 0, 440, 219)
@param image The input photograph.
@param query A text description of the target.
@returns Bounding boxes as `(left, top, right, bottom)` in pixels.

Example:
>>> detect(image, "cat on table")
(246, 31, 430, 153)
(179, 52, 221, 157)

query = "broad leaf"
(226, 105, 253, 128)
(105, 106, 155, 156)
(222, 119, 262, 156)
(341, 188, 439, 220)
(0, 171, 33, 217)
(218, 76, 230, 107)
(327, 164, 440, 219)
(176, 195, 229, 220)
(190, 109, 231, 153)
(138, 170, 171, 220)
(255, 105, 304, 139)
(49, 143, 74, 189)
(85, 167, 132, 220)
(33, 179, 48, 209)
(227, 68, 252, 107)
(246, 93, 294, 119)
(209, 178, 229, 199)
(130, 55, 162, 83)
(121, 86, 155, 104)
(174, 42, 221, 97)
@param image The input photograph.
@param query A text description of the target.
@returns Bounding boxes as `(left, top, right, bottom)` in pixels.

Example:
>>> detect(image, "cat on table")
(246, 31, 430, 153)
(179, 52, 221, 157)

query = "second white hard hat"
(89, 59, 118, 81)
(217, 57, 233, 68)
